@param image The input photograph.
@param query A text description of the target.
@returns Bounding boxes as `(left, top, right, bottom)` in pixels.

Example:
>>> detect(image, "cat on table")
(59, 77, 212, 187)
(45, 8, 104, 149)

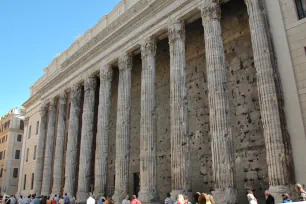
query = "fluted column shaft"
(41, 99, 57, 196)
(52, 92, 67, 196)
(94, 66, 113, 198)
(113, 55, 132, 204)
(33, 104, 48, 195)
(138, 37, 157, 203)
(64, 84, 82, 197)
(77, 77, 97, 202)
(245, 0, 291, 190)
(168, 20, 190, 197)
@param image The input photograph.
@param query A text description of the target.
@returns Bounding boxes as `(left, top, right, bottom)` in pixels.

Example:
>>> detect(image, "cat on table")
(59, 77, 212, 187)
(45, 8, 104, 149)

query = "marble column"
(112, 54, 132, 204)
(33, 103, 48, 195)
(52, 92, 67, 196)
(168, 20, 190, 199)
(64, 84, 82, 197)
(94, 65, 113, 198)
(245, 0, 292, 200)
(201, 1, 236, 204)
(41, 99, 57, 196)
(77, 77, 97, 203)
(138, 37, 157, 204)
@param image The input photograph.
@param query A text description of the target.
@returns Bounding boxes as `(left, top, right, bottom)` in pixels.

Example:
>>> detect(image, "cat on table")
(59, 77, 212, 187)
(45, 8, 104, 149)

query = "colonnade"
(32, 0, 292, 203)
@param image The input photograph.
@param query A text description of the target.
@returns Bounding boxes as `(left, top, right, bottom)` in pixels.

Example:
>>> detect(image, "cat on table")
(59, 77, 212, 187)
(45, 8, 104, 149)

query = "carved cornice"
(118, 54, 133, 71)
(168, 19, 185, 42)
(84, 77, 97, 91)
(100, 65, 113, 82)
(59, 92, 67, 105)
(141, 37, 157, 58)
(201, 0, 221, 24)
(71, 84, 82, 100)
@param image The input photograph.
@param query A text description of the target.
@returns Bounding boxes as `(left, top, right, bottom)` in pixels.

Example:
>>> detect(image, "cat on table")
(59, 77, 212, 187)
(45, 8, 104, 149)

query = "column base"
(112, 190, 125, 204)
(268, 185, 291, 204)
(77, 191, 88, 204)
(138, 190, 158, 204)
(212, 188, 237, 204)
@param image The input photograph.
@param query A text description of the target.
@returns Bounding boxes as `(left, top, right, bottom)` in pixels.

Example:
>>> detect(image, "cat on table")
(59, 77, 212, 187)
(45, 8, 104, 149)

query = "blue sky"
(0, 0, 121, 116)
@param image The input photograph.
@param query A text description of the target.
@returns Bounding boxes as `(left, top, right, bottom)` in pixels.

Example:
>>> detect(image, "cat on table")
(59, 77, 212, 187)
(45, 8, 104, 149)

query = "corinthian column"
(94, 65, 113, 198)
(52, 92, 67, 196)
(77, 77, 97, 203)
(201, 1, 236, 204)
(33, 103, 48, 195)
(41, 99, 57, 196)
(64, 84, 82, 197)
(245, 0, 292, 200)
(112, 54, 132, 204)
(168, 20, 190, 199)
(138, 37, 157, 204)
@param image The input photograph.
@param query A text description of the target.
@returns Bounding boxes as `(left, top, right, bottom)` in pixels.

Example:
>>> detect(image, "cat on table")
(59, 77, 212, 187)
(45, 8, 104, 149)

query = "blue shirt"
(63, 196, 70, 204)
(283, 200, 292, 203)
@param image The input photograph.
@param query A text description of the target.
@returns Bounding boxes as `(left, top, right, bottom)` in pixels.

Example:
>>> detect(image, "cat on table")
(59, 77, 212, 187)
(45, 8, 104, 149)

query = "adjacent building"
(18, 0, 306, 203)
(0, 108, 24, 196)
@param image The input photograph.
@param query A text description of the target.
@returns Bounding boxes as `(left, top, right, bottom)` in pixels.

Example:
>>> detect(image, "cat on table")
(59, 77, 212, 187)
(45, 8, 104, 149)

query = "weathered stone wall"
(106, 0, 269, 202)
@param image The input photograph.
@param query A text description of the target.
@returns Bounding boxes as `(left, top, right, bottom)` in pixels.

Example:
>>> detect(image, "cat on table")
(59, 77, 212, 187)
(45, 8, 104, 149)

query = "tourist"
(247, 194, 257, 204)
(193, 193, 200, 204)
(198, 194, 206, 204)
(54, 196, 59, 204)
(18, 196, 23, 204)
(41, 196, 47, 204)
(23, 196, 30, 204)
(264, 190, 275, 204)
(247, 190, 257, 204)
(51, 198, 56, 204)
(184, 196, 191, 204)
(9, 196, 17, 204)
(63, 194, 70, 204)
(70, 197, 75, 204)
(105, 196, 113, 204)
(175, 194, 185, 204)
(59, 197, 64, 204)
(165, 193, 173, 204)
(130, 195, 141, 204)
(97, 197, 105, 204)
(295, 183, 306, 201)
(122, 195, 130, 204)
(32, 196, 40, 204)
(281, 193, 292, 203)
(86, 193, 95, 204)
(46, 197, 51, 204)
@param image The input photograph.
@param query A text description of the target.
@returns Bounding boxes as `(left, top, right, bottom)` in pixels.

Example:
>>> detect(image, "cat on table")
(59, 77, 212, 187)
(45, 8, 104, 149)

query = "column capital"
(168, 19, 185, 42)
(39, 103, 48, 117)
(200, 0, 221, 24)
(141, 37, 157, 58)
(48, 98, 56, 111)
(71, 84, 82, 99)
(59, 92, 67, 105)
(84, 77, 97, 91)
(118, 54, 133, 71)
(100, 65, 113, 81)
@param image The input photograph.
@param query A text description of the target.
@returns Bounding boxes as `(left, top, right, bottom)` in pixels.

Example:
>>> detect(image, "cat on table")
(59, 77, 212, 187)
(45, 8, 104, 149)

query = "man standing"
(54, 196, 59, 204)
(164, 193, 173, 204)
(63, 194, 70, 204)
(130, 195, 141, 204)
(264, 190, 275, 204)
(86, 193, 95, 204)
(105, 196, 113, 204)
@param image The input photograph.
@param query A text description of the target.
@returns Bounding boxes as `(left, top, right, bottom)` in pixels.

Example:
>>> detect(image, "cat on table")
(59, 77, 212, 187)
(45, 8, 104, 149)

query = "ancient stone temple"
(18, 0, 306, 204)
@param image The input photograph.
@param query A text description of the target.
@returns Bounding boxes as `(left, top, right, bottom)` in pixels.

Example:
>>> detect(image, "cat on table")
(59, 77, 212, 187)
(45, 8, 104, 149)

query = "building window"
(31, 173, 34, 190)
(26, 148, 29, 162)
(3, 150, 5, 160)
(20, 120, 24, 130)
(15, 150, 20, 159)
(36, 121, 39, 135)
(33, 146, 37, 160)
(23, 174, 27, 190)
(0, 152, 3, 160)
(1, 137, 4, 143)
(296, 0, 306, 19)
(13, 168, 18, 178)
(0, 168, 3, 178)
(17, 134, 22, 142)
(28, 125, 32, 139)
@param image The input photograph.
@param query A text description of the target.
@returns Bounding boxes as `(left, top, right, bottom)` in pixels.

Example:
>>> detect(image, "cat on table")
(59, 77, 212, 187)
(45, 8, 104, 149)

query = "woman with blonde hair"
(176, 195, 185, 204)
(295, 183, 306, 201)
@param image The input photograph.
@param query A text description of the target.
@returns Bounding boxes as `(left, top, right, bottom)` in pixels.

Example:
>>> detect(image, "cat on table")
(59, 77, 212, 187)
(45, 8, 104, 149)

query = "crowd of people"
(2, 183, 306, 204)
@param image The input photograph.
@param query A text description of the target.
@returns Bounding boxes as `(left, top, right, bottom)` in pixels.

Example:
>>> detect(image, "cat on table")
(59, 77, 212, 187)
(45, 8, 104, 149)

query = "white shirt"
(122, 200, 130, 204)
(87, 197, 95, 204)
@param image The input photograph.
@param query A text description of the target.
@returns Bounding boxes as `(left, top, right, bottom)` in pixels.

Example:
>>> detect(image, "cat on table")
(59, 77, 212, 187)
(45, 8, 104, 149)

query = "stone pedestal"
(52, 92, 67, 196)
(41, 99, 57, 196)
(64, 84, 82, 197)
(168, 20, 190, 197)
(138, 37, 158, 204)
(77, 77, 97, 203)
(94, 65, 113, 198)
(33, 104, 48, 195)
(113, 54, 132, 204)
